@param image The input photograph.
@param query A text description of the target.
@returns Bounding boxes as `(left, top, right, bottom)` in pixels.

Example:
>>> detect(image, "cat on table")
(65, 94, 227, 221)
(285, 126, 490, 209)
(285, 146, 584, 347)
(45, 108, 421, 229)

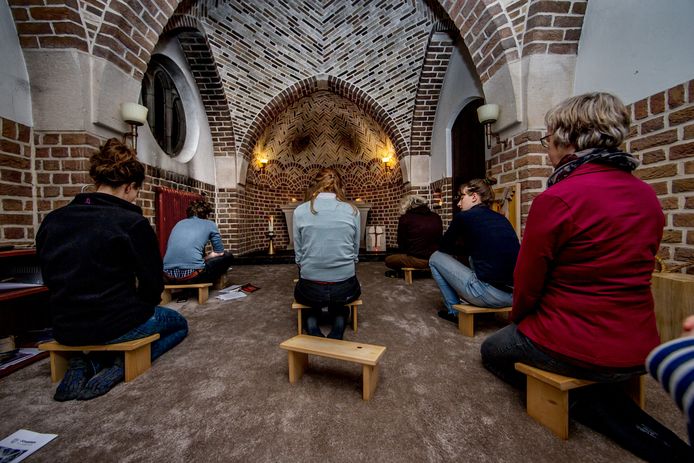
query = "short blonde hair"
(545, 92, 630, 150)
(400, 195, 427, 215)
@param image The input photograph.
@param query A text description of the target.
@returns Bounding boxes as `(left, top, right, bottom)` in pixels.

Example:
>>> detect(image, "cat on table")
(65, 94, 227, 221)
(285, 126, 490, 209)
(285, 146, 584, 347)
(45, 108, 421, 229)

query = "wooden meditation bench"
(514, 362, 644, 440)
(401, 267, 429, 285)
(280, 334, 386, 400)
(292, 299, 363, 334)
(161, 282, 212, 305)
(452, 303, 511, 337)
(39, 334, 160, 383)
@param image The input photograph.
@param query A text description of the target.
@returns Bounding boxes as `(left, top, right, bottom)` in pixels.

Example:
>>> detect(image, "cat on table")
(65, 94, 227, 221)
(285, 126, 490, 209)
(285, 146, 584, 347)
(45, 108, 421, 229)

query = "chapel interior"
(1, 0, 693, 461)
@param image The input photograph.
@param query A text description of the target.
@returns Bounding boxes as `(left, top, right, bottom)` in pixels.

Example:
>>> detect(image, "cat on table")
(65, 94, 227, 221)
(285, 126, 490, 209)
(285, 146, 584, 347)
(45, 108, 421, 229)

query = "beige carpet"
(0, 262, 687, 462)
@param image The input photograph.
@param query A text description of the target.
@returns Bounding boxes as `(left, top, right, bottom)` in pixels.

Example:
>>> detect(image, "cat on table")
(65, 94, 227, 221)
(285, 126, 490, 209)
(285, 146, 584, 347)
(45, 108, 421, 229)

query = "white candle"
(269, 216, 274, 232)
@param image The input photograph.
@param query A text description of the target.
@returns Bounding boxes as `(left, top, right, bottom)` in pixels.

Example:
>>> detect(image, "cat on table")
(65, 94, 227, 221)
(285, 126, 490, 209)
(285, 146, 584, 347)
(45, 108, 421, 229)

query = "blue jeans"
(428, 251, 512, 313)
(105, 306, 188, 361)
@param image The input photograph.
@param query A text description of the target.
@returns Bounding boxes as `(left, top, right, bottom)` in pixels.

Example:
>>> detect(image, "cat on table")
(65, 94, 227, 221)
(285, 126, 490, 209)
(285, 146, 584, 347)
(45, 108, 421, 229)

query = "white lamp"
(120, 102, 148, 150)
(477, 103, 507, 149)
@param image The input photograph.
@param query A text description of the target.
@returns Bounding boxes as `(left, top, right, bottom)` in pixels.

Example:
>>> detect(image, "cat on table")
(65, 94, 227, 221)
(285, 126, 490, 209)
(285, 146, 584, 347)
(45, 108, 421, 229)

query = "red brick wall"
(31, 130, 214, 247)
(239, 161, 403, 255)
(485, 79, 694, 272)
(628, 80, 694, 271)
(522, 0, 587, 55)
(486, 129, 551, 235)
(0, 117, 33, 245)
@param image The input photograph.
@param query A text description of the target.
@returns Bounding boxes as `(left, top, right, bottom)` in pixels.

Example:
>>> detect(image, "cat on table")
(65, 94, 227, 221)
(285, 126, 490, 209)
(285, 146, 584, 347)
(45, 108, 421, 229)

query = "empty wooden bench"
(39, 334, 160, 383)
(514, 362, 644, 439)
(292, 299, 363, 334)
(279, 334, 386, 400)
(451, 303, 511, 337)
(161, 282, 212, 304)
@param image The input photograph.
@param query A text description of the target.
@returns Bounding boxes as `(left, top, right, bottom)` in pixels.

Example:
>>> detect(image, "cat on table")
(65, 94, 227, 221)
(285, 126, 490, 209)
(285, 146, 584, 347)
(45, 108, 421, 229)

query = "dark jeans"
(294, 276, 361, 329)
(481, 324, 693, 462)
(105, 306, 188, 361)
(169, 252, 234, 285)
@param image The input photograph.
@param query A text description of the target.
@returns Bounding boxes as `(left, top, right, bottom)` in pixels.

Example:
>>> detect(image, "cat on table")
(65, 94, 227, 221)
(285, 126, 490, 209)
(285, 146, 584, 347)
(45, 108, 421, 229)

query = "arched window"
(140, 57, 186, 157)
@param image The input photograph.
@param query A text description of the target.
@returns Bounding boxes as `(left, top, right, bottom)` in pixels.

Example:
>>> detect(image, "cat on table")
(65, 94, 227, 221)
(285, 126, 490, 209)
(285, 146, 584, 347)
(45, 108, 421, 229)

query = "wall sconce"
(120, 102, 148, 151)
(477, 103, 508, 150)
(381, 156, 394, 171)
(258, 158, 269, 170)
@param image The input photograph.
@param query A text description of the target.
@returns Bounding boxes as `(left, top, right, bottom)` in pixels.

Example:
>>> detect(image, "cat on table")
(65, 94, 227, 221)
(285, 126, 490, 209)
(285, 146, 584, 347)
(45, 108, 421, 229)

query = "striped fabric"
(164, 268, 199, 280)
(646, 337, 694, 444)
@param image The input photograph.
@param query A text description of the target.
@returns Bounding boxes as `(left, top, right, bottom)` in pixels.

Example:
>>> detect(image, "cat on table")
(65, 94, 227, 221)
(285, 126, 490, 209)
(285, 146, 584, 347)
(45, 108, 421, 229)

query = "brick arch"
(168, 19, 236, 157)
(8, 0, 89, 52)
(87, 0, 524, 90)
(91, 0, 182, 79)
(238, 75, 409, 163)
(437, 0, 520, 83)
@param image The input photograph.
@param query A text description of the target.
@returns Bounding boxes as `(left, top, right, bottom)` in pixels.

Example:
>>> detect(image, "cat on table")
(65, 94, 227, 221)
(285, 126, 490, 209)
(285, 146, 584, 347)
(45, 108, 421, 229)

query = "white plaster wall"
(136, 36, 216, 186)
(0, 0, 31, 126)
(430, 41, 484, 180)
(575, 0, 694, 104)
(523, 54, 576, 128)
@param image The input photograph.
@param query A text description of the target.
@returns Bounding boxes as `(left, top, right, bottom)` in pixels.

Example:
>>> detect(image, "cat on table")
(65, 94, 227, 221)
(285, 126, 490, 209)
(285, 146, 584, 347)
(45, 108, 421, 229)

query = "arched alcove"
(240, 89, 403, 253)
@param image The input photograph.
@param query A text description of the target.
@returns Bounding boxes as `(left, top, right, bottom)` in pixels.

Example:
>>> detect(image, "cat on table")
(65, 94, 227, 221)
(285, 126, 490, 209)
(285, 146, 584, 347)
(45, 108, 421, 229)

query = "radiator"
(155, 187, 204, 256)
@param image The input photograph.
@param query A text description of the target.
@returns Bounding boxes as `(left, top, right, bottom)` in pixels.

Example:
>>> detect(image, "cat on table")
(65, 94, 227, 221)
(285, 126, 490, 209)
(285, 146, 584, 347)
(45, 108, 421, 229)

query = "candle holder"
(266, 230, 275, 255)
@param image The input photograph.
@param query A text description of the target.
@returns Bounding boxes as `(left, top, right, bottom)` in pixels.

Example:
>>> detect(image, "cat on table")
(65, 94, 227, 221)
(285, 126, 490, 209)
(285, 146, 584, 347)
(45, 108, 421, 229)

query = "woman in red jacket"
(481, 92, 692, 461)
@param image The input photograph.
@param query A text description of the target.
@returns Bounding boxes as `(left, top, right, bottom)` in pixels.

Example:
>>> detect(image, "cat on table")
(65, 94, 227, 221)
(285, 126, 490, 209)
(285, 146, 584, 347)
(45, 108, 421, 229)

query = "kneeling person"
(37, 138, 188, 401)
(429, 179, 519, 323)
(163, 199, 233, 285)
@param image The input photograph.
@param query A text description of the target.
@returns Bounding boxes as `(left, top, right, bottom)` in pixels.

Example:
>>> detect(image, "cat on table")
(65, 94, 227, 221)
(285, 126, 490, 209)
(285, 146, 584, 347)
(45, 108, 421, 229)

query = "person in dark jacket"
(36, 138, 188, 401)
(384, 195, 442, 277)
(429, 178, 519, 324)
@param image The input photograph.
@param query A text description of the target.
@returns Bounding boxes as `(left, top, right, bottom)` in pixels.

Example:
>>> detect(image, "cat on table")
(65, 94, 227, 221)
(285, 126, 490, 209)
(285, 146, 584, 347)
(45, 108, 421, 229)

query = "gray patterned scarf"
(547, 147, 640, 188)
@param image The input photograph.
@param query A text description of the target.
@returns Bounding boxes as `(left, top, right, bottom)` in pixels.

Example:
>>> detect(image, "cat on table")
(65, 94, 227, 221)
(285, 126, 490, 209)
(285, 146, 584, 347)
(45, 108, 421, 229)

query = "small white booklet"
(216, 290, 247, 301)
(219, 284, 243, 293)
(0, 429, 57, 463)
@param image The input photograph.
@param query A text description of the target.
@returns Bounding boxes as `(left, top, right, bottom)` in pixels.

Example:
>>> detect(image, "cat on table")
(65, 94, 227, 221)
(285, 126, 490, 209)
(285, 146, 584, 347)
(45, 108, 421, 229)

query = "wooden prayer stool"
(212, 273, 229, 291)
(514, 362, 645, 440)
(39, 334, 160, 383)
(452, 303, 512, 337)
(161, 282, 212, 304)
(279, 334, 386, 400)
(291, 299, 363, 334)
(401, 267, 429, 285)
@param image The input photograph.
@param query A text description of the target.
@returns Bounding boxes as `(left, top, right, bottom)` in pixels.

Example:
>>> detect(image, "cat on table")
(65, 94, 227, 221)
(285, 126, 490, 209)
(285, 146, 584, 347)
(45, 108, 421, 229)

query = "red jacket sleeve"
(512, 193, 575, 323)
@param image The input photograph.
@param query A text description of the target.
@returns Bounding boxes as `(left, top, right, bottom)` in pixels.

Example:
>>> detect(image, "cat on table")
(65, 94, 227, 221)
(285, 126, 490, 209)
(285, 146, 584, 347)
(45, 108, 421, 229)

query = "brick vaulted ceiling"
(193, 0, 447, 156)
(256, 90, 391, 167)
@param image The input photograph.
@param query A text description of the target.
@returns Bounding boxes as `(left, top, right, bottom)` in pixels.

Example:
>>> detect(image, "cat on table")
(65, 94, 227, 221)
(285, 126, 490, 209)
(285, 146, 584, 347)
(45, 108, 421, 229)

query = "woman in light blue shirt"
(293, 168, 361, 339)
(163, 199, 233, 284)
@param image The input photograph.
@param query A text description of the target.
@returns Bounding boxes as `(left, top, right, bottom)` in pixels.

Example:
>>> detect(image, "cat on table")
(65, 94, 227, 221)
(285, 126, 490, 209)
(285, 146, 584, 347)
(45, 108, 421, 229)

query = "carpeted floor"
(0, 262, 688, 462)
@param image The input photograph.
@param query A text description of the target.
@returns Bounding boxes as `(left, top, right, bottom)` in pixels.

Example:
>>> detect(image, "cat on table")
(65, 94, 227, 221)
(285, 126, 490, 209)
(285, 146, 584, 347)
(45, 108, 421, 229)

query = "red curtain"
(155, 187, 204, 257)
